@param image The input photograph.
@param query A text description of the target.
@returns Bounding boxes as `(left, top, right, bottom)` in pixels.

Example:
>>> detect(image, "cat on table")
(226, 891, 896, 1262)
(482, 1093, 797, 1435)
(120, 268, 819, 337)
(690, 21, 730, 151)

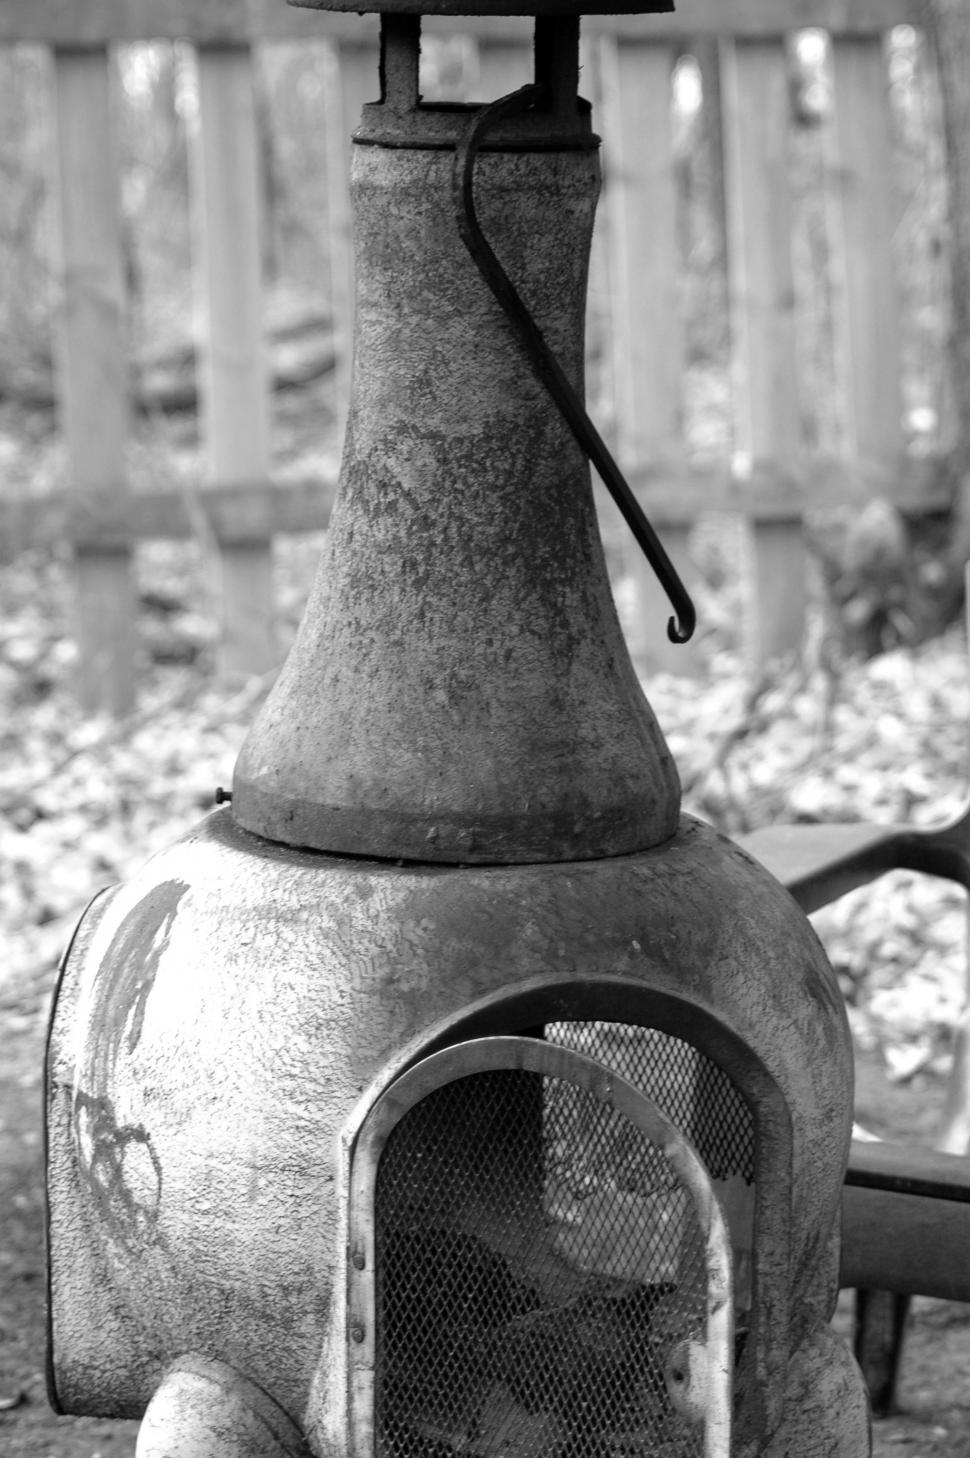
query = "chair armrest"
(841, 1138, 970, 1300)
(738, 823, 906, 913)
(739, 810, 970, 915)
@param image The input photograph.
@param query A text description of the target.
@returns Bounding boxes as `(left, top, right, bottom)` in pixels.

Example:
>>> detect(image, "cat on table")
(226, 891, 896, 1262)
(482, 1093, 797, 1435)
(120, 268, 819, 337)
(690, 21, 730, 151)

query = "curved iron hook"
(452, 85, 695, 645)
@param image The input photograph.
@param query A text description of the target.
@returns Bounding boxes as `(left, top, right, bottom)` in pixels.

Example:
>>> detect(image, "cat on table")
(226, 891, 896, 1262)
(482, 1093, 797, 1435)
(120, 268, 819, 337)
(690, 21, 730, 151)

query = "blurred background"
(3, 2, 970, 1451)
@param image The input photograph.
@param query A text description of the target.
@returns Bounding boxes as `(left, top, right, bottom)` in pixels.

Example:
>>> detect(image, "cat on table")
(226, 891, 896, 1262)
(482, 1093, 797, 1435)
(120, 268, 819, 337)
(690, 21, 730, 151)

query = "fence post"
(475, 29, 533, 98)
(192, 42, 276, 677)
(579, 26, 615, 439)
(327, 37, 379, 441)
(828, 34, 904, 484)
(597, 34, 698, 676)
(52, 45, 137, 716)
(722, 36, 806, 663)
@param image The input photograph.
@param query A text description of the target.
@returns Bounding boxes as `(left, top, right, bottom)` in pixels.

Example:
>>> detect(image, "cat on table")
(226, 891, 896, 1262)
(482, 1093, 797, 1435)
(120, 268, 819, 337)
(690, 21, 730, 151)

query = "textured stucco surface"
(48, 809, 860, 1451)
(233, 143, 679, 863)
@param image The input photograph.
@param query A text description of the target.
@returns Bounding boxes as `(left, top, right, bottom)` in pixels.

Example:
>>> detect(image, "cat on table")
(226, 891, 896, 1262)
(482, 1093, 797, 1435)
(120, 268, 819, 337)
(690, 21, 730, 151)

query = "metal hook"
(452, 85, 696, 646)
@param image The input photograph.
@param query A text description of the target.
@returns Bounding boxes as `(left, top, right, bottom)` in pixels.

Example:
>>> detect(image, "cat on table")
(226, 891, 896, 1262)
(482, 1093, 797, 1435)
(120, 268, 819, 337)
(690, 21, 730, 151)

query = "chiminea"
(46, 4, 870, 1457)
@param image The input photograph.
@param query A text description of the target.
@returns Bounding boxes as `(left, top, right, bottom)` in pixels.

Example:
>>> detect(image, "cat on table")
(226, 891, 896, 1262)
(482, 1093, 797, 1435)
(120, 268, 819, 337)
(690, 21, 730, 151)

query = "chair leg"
(853, 1287, 911, 1416)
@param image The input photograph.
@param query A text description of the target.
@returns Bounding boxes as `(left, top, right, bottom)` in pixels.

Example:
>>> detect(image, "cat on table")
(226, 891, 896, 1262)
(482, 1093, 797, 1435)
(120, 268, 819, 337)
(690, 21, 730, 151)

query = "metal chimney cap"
(289, 0, 672, 13)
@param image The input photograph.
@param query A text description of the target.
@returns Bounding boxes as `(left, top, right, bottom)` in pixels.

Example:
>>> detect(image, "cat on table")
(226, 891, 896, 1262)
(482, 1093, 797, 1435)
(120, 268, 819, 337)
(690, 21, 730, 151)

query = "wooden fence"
(0, 0, 948, 710)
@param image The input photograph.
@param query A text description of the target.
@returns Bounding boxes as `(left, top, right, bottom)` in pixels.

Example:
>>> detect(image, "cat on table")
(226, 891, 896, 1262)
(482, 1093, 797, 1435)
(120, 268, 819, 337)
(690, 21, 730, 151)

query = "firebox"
(45, 1, 870, 1456)
(351, 1035, 737, 1458)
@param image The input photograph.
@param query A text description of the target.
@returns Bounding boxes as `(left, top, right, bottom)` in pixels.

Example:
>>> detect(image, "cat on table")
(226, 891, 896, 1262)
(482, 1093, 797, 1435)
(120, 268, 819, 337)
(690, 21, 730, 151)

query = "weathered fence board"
(1, 455, 950, 557)
(328, 38, 379, 433)
(828, 35, 904, 475)
(193, 43, 277, 676)
(475, 31, 534, 96)
(722, 37, 806, 661)
(52, 46, 137, 716)
(0, 0, 918, 44)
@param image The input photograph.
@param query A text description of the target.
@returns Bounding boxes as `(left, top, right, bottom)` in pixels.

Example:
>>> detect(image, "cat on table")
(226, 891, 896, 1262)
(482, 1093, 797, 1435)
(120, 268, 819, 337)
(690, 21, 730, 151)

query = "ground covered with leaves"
(3, 539, 970, 1455)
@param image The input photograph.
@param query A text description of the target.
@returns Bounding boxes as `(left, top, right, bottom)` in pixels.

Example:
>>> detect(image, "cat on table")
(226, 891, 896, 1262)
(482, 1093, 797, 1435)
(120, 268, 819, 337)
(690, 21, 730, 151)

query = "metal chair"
(738, 693, 970, 1412)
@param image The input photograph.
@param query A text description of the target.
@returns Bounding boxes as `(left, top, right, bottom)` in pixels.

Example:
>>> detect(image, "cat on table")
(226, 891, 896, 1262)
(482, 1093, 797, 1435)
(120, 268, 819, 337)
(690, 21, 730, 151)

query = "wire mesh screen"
(548, 1023, 755, 1320)
(375, 1065, 713, 1458)
(547, 1024, 754, 1183)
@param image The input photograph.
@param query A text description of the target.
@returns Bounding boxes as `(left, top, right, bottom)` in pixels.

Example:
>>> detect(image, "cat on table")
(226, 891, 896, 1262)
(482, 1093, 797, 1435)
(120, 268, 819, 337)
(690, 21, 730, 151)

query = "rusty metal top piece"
(357, 14, 597, 149)
(290, 0, 671, 15)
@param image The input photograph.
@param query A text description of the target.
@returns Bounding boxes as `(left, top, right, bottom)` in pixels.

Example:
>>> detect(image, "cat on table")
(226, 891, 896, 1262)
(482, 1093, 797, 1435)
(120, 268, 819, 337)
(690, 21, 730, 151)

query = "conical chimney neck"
(232, 125, 680, 864)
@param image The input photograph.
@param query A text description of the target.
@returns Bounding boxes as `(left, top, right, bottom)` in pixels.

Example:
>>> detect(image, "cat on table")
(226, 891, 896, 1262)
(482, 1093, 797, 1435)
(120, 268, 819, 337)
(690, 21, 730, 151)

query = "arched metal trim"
(347, 1035, 734, 1458)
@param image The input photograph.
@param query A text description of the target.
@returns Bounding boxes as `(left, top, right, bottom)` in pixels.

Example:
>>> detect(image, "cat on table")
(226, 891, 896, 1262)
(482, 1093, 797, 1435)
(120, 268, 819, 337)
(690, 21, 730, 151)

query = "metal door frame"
(347, 1034, 736, 1458)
